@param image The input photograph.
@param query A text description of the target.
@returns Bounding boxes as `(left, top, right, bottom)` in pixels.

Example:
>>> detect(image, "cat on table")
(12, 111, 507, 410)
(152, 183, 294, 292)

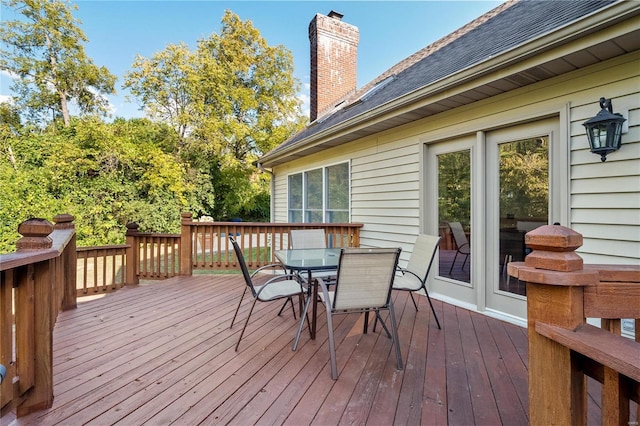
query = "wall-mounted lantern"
(582, 97, 627, 162)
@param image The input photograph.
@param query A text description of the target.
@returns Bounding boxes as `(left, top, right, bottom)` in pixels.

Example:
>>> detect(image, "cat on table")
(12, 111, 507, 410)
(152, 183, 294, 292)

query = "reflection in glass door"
(498, 138, 548, 296)
(437, 150, 471, 285)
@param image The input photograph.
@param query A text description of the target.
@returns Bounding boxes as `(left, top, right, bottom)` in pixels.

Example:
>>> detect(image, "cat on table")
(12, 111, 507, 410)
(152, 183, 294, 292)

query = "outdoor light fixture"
(582, 97, 626, 162)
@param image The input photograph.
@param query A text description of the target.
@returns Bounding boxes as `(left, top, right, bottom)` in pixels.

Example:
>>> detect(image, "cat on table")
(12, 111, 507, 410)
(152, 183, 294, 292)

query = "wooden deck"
(4, 273, 611, 425)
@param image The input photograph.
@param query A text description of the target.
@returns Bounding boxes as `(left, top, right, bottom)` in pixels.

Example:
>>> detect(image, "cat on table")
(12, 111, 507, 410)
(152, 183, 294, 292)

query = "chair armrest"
(250, 263, 287, 278)
(402, 269, 422, 282)
(254, 273, 306, 298)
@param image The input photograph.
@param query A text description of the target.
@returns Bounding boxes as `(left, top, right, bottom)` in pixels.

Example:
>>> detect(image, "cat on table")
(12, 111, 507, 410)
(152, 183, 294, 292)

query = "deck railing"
(0, 212, 362, 418)
(508, 225, 639, 425)
(0, 215, 77, 417)
(181, 212, 362, 273)
(77, 212, 362, 288)
(76, 245, 127, 296)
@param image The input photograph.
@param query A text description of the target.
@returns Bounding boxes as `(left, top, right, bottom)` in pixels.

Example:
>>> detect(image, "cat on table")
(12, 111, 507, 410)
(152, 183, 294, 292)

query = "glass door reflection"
(437, 149, 471, 284)
(498, 137, 549, 296)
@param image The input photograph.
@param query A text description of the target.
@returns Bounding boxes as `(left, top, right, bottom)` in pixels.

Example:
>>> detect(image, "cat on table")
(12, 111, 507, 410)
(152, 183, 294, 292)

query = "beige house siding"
(271, 50, 639, 274)
(567, 53, 639, 264)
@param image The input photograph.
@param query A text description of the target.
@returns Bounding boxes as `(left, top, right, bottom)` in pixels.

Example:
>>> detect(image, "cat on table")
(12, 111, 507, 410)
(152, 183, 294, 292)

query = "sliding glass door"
(426, 118, 558, 320)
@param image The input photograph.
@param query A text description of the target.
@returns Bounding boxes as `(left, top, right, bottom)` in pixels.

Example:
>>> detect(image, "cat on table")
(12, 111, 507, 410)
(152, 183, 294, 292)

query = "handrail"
(0, 214, 77, 417)
(508, 225, 640, 425)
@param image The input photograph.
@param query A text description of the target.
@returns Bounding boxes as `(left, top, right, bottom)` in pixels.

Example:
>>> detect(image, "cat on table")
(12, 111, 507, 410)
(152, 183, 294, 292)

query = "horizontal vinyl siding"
(351, 138, 421, 250)
(273, 172, 288, 223)
(568, 56, 640, 263)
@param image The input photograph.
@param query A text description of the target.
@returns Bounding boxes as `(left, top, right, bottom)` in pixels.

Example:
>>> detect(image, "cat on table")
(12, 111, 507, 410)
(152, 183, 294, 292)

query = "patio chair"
(389, 234, 442, 329)
(448, 221, 470, 275)
(289, 229, 337, 281)
(228, 236, 309, 351)
(278, 229, 338, 316)
(290, 228, 327, 249)
(295, 247, 403, 379)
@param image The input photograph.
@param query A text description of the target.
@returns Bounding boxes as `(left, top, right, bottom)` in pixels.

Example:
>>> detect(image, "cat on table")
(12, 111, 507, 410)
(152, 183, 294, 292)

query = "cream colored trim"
(474, 130, 486, 313)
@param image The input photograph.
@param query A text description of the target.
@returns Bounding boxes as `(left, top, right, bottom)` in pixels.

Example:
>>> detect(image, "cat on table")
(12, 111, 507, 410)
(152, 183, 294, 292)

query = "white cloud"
(299, 82, 311, 118)
(0, 69, 18, 79)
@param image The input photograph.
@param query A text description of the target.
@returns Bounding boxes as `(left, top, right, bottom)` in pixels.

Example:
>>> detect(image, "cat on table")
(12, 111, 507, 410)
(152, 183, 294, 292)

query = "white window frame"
(287, 162, 350, 223)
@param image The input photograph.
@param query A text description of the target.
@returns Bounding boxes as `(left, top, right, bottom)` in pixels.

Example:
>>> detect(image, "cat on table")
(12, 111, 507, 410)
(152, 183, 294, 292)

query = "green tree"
(124, 43, 196, 146)
(124, 10, 306, 220)
(499, 138, 548, 219)
(0, 117, 195, 252)
(0, 0, 116, 127)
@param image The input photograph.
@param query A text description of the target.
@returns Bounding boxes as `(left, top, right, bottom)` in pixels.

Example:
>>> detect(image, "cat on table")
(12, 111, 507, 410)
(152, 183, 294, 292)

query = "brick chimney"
(309, 10, 359, 122)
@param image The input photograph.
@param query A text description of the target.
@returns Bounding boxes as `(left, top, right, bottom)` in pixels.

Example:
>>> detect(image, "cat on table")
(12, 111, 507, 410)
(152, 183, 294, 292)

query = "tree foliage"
(499, 138, 548, 219)
(125, 10, 306, 220)
(0, 0, 116, 126)
(0, 117, 192, 251)
(0, 6, 306, 253)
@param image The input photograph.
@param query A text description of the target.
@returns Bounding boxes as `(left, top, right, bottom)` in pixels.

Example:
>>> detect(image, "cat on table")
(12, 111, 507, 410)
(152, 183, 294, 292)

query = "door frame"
(484, 117, 560, 319)
(421, 107, 570, 325)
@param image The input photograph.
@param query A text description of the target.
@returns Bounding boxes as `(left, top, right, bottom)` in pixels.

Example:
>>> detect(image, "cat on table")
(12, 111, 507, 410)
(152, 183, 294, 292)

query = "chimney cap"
(328, 10, 343, 20)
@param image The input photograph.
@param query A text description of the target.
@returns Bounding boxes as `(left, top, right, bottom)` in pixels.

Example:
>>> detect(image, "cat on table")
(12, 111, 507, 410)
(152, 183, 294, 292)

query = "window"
(288, 162, 349, 223)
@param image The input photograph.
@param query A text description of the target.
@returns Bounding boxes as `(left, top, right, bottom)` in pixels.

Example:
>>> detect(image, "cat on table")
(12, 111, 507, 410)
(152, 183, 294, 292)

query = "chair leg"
(292, 292, 312, 351)
(277, 298, 288, 316)
(388, 302, 403, 371)
(325, 303, 338, 380)
(374, 311, 392, 339)
(409, 292, 419, 310)
(291, 296, 298, 319)
(230, 286, 248, 329)
(235, 298, 258, 352)
(422, 285, 441, 330)
(277, 297, 297, 319)
(448, 251, 460, 275)
(461, 253, 469, 270)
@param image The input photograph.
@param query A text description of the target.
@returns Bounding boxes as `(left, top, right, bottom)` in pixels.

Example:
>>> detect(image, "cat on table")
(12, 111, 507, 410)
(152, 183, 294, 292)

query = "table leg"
(309, 270, 317, 340)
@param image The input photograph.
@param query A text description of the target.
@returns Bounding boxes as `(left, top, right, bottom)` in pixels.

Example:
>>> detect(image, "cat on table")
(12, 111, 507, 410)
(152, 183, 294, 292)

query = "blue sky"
(1, 1, 502, 120)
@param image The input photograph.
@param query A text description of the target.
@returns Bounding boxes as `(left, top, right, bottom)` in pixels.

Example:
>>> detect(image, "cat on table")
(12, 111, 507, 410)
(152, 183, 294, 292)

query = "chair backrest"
(333, 247, 401, 311)
(405, 234, 441, 283)
(290, 229, 327, 249)
(448, 222, 469, 249)
(229, 236, 256, 296)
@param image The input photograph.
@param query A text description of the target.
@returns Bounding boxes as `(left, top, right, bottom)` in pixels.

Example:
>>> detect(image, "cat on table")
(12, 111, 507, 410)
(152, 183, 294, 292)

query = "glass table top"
(274, 248, 341, 271)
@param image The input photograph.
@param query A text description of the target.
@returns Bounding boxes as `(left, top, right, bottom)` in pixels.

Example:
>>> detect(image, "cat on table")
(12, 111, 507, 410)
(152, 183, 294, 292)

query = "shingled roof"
(261, 0, 620, 162)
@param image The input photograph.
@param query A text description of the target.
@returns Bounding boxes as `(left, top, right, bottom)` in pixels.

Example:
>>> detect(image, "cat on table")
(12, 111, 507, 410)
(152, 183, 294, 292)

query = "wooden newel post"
(54, 214, 77, 310)
(125, 222, 140, 286)
(180, 212, 193, 276)
(507, 225, 599, 426)
(16, 218, 53, 251)
(15, 218, 55, 416)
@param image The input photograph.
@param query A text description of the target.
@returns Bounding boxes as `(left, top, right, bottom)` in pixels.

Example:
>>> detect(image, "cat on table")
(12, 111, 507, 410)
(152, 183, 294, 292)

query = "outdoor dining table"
(274, 248, 341, 339)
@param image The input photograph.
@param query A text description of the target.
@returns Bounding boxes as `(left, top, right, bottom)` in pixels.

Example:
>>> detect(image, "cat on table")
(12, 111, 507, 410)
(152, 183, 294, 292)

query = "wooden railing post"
(507, 225, 599, 426)
(125, 222, 139, 286)
(14, 218, 55, 416)
(54, 214, 76, 311)
(180, 212, 193, 276)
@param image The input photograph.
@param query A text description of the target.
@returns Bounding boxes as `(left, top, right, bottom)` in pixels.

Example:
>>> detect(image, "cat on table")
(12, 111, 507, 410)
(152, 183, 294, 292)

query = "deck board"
(3, 273, 614, 425)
